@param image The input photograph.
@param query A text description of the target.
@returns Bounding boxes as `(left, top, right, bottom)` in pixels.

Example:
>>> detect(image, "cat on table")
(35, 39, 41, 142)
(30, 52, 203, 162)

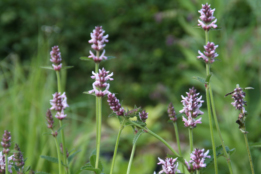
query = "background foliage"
(0, 0, 261, 173)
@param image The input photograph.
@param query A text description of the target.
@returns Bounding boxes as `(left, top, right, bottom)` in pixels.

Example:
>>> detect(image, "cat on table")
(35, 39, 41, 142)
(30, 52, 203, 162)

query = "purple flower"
(107, 93, 125, 116)
(198, 3, 217, 31)
(50, 46, 62, 71)
(89, 26, 109, 51)
(0, 151, 13, 173)
(13, 144, 25, 170)
(168, 103, 177, 122)
(50, 92, 69, 112)
(88, 26, 109, 63)
(197, 42, 218, 64)
(88, 50, 107, 63)
(55, 110, 67, 120)
(46, 109, 54, 129)
(1, 130, 11, 155)
(88, 68, 113, 97)
(180, 87, 204, 128)
(230, 87, 247, 111)
(157, 157, 180, 174)
(139, 110, 148, 123)
(185, 148, 211, 172)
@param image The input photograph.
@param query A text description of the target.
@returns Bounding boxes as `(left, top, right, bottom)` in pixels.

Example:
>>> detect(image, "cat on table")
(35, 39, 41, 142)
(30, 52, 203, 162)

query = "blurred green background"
(0, 0, 261, 173)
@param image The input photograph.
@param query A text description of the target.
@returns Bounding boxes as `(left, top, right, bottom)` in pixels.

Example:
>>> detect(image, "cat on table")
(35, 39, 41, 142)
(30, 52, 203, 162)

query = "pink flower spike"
(198, 3, 217, 31)
(157, 157, 180, 174)
(50, 46, 63, 71)
(88, 68, 113, 97)
(89, 26, 109, 51)
(197, 42, 218, 64)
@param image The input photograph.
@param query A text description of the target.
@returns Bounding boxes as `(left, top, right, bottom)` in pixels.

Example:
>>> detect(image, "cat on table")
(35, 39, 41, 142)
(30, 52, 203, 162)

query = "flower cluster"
(185, 148, 210, 172)
(88, 26, 109, 62)
(167, 103, 177, 122)
(107, 93, 125, 116)
(88, 68, 113, 97)
(197, 42, 218, 64)
(50, 92, 69, 120)
(180, 87, 204, 128)
(46, 109, 54, 129)
(139, 110, 148, 123)
(230, 87, 247, 112)
(1, 130, 11, 155)
(50, 46, 62, 71)
(157, 157, 180, 174)
(13, 144, 25, 172)
(0, 152, 13, 173)
(198, 3, 217, 31)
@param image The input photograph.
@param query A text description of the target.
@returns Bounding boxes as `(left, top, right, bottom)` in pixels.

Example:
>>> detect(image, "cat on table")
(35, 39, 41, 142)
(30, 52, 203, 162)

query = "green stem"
(54, 137, 62, 174)
(5, 154, 8, 174)
(196, 170, 200, 174)
(205, 30, 233, 174)
(130, 121, 180, 157)
(95, 96, 102, 168)
(56, 71, 62, 93)
(126, 143, 136, 174)
(205, 65, 218, 174)
(110, 119, 126, 174)
(243, 133, 255, 174)
(209, 85, 234, 174)
(188, 128, 193, 153)
(56, 71, 70, 174)
(204, 30, 218, 174)
(173, 122, 185, 173)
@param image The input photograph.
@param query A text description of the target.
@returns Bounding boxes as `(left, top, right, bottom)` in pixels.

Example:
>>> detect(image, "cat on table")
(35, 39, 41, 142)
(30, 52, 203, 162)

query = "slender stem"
(56, 71, 62, 93)
(209, 85, 234, 174)
(56, 71, 70, 174)
(204, 30, 218, 174)
(188, 128, 193, 153)
(95, 96, 102, 168)
(130, 121, 180, 157)
(205, 67, 218, 174)
(243, 133, 255, 174)
(110, 119, 126, 174)
(5, 154, 8, 174)
(54, 137, 62, 174)
(196, 170, 200, 174)
(173, 122, 185, 173)
(94, 54, 101, 169)
(126, 143, 136, 174)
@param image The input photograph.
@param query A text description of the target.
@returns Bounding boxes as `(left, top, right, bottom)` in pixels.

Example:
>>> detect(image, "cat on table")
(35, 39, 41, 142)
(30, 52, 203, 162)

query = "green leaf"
(83, 92, 96, 96)
(250, 142, 261, 148)
(40, 155, 58, 163)
(132, 120, 146, 127)
(108, 112, 117, 118)
(40, 66, 54, 70)
(63, 66, 74, 69)
(133, 130, 143, 145)
(192, 76, 205, 84)
(205, 73, 212, 83)
(176, 113, 183, 119)
(90, 155, 103, 170)
(80, 57, 92, 61)
(68, 149, 81, 163)
(80, 166, 102, 174)
(23, 166, 31, 172)
(244, 87, 254, 90)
